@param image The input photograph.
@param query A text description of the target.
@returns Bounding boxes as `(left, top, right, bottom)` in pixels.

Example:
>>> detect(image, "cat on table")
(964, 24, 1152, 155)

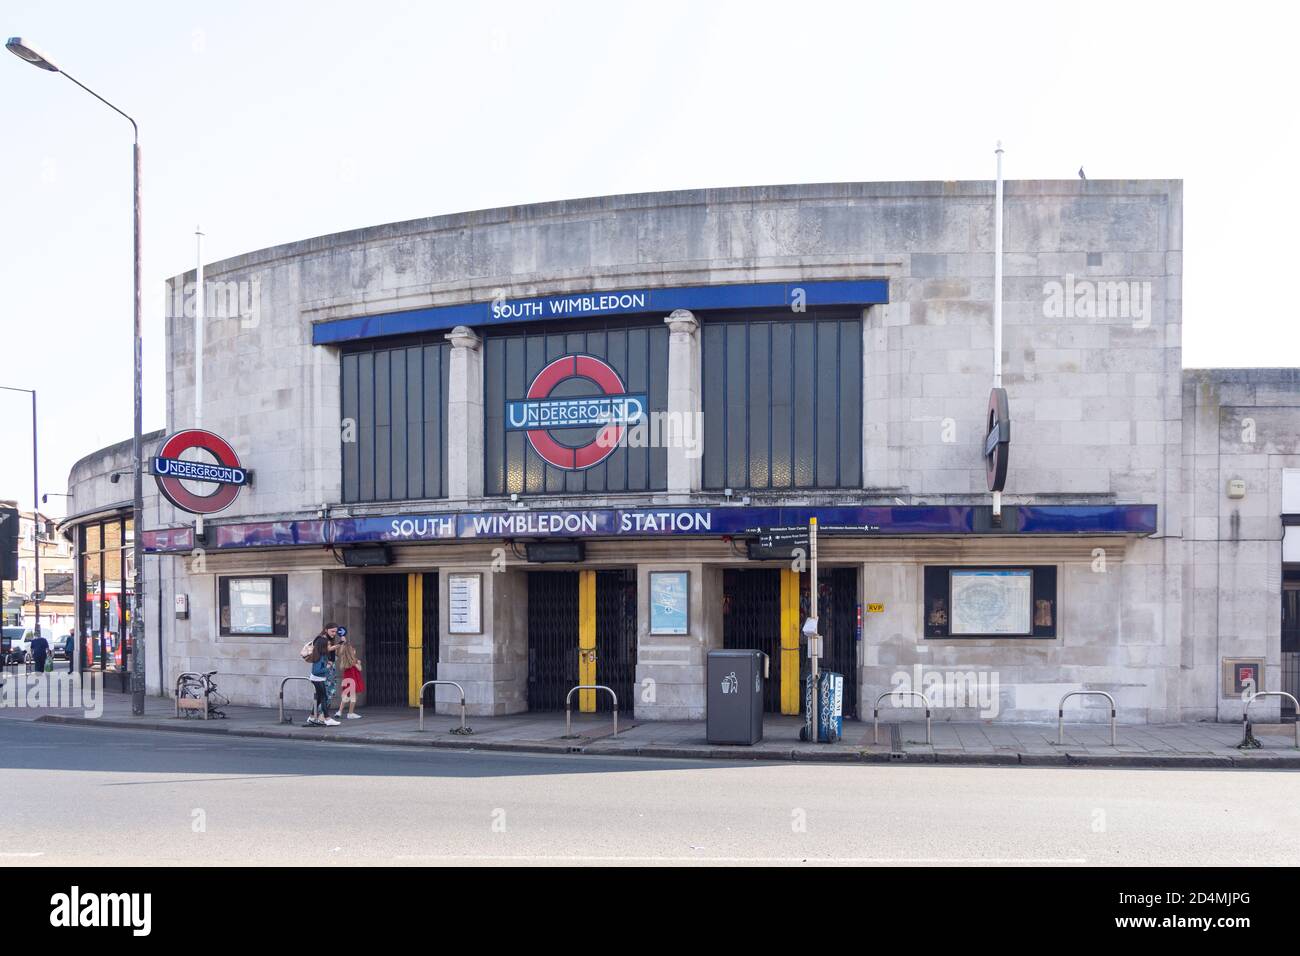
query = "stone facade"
(1181, 369, 1300, 722)
(58, 180, 1300, 722)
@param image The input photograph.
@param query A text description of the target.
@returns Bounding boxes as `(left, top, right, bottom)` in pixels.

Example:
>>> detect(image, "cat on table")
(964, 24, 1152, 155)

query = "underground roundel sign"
(505, 354, 646, 470)
(150, 429, 251, 515)
(984, 387, 1011, 493)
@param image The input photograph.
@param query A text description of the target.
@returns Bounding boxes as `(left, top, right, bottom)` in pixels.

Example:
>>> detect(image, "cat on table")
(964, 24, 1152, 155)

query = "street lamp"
(0, 386, 40, 644)
(7, 37, 146, 715)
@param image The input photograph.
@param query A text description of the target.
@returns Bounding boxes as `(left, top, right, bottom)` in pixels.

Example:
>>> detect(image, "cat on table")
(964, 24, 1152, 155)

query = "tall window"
(219, 575, 288, 636)
(702, 312, 863, 491)
(77, 516, 134, 672)
(340, 340, 449, 503)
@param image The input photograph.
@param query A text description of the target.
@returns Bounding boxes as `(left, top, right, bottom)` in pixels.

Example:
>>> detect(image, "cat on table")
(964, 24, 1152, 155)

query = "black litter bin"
(707, 649, 765, 745)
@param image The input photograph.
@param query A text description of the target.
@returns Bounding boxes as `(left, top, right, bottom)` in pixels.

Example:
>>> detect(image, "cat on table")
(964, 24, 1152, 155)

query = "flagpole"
(194, 226, 205, 541)
(992, 142, 1004, 519)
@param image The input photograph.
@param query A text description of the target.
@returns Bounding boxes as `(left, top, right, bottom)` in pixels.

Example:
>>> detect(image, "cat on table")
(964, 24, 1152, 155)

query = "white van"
(1, 626, 32, 664)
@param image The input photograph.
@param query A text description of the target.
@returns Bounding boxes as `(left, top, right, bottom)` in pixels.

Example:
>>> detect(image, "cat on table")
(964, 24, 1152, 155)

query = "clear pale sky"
(2, 0, 1296, 516)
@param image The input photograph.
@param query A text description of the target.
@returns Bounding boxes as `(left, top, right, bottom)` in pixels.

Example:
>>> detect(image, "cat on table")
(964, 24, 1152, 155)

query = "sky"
(1, 0, 1297, 516)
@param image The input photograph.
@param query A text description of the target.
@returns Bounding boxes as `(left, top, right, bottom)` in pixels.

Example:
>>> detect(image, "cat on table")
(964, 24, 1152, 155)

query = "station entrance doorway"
(362, 572, 439, 707)
(723, 567, 858, 718)
(527, 569, 636, 713)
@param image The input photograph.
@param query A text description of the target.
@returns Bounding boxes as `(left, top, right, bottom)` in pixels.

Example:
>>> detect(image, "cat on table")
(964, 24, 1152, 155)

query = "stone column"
(664, 309, 702, 498)
(445, 325, 483, 501)
(436, 566, 528, 716)
(633, 562, 721, 720)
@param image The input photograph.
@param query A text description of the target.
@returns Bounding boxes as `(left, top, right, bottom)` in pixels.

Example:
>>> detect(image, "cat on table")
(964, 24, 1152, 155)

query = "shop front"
(141, 501, 1156, 720)
(74, 512, 135, 687)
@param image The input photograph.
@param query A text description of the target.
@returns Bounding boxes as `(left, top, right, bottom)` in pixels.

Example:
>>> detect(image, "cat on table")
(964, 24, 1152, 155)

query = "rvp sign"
(150, 429, 251, 515)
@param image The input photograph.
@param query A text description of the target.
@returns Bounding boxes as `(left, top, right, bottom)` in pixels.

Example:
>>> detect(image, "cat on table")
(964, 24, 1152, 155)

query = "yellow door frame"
(578, 569, 597, 712)
(779, 568, 800, 715)
(407, 572, 423, 707)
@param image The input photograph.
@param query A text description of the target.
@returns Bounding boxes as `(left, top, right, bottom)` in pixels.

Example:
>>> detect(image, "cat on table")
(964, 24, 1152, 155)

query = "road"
(2, 719, 1298, 866)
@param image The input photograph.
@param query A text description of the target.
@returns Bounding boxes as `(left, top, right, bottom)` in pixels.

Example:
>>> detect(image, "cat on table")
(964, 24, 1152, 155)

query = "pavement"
(2, 671, 1297, 769)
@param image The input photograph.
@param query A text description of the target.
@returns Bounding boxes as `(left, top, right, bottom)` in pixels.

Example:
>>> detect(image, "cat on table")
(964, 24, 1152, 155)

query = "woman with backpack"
(303, 624, 340, 727)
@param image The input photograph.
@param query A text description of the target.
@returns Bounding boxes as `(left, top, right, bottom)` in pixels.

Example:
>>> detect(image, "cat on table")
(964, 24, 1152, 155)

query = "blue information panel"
(650, 571, 689, 635)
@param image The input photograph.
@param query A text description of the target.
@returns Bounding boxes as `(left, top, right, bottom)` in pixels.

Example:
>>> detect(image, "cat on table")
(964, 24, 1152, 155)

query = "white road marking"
(392, 854, 1087, 864)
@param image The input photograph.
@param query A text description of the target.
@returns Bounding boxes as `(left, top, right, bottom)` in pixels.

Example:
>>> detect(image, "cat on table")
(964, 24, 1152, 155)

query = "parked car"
(51, 635, 72, 662)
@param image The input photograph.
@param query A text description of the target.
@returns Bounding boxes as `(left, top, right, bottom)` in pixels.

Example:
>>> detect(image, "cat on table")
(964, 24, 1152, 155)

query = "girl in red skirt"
(333, 633, 365, 720)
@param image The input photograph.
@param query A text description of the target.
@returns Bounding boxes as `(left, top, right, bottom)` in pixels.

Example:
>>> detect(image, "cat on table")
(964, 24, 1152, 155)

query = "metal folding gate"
(724, 567, 858, 717)
(723, 569, 783, 713)
(594, 569, 637, 713)
(805, 567, 859, 719)
(1283, 575, 1299, 721)
(527, 570, 636, 712)
(364, 574, 407, 707)
(527, 572, 579, 712)
(363, 572, 438, 707)
(419, 573, 440, 707)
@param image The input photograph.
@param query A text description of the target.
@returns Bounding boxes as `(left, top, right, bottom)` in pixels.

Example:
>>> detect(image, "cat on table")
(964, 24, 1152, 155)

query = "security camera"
(110, 473, 121, 484)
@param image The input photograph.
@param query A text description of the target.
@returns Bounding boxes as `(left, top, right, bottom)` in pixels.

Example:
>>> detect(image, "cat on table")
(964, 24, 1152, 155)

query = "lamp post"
(0, 386, 39, 643)
(7, 37, 145, 714)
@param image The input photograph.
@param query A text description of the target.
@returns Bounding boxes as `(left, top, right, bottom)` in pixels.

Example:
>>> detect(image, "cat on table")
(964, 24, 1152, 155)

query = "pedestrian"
(321, 626, 340, 716)
(332, 632, 364, 720)
(64, 631, 75, 673)
(305, 624, 341, 727)
(30, 630, 50, 674)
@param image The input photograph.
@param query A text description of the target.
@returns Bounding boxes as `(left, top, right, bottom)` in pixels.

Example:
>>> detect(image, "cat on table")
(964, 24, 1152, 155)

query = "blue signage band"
(311, 279, 890, 345)
(140, 504, 1157, 553)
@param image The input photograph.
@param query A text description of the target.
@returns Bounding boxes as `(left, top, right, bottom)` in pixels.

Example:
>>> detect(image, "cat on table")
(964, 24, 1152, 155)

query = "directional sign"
(746, 527, 810, 560)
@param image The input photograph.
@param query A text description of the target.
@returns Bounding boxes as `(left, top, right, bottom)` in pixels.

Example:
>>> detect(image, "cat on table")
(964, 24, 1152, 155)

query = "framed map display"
(950, 569, 1032, 635)
(923, 565, 1057, 639)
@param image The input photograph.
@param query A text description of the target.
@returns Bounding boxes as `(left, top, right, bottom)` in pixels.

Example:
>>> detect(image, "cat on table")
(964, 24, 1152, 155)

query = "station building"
(61, 180, 1300, 724)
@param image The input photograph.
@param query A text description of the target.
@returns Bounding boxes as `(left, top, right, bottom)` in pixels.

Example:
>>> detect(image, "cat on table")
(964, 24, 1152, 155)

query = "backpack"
(300, 640, 317, 663)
